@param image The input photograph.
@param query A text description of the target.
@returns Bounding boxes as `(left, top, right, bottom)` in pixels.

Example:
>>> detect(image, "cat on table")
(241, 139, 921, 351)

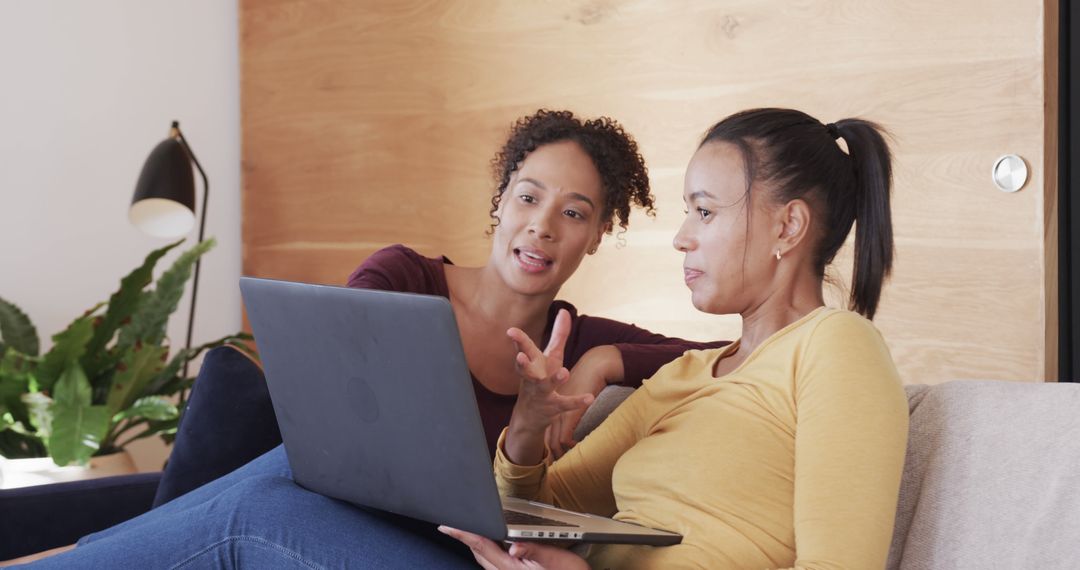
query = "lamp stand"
(173, 122, 209, 382)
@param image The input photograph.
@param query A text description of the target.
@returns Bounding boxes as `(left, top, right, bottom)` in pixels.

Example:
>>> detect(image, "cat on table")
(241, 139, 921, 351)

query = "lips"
(683, 267, 703, 285)
(514, 246, 554, 273)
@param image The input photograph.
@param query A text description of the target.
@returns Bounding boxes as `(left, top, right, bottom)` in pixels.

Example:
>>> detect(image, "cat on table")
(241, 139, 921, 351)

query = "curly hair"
(489, 109, 655, 234)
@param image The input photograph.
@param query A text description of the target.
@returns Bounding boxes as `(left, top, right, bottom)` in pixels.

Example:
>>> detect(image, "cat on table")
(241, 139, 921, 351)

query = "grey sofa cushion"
(573, 385, 634, 442)
(888, 381, 1080, 570)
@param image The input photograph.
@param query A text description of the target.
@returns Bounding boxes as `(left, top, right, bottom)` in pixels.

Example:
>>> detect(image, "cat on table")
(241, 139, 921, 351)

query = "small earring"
(775, 249, 782, 261)
(588, 247, 598, 255)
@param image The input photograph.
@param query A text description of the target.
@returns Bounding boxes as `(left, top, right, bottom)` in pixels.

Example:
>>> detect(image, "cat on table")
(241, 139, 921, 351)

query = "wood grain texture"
(241, 0, 1055, 383)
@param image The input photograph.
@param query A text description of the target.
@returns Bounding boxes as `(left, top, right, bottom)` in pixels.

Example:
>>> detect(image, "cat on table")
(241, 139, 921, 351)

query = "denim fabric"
(17, 447, 475, 569)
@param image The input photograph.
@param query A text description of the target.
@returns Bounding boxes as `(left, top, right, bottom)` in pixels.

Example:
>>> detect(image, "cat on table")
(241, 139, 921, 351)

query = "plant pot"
(0, 451, 137, 490)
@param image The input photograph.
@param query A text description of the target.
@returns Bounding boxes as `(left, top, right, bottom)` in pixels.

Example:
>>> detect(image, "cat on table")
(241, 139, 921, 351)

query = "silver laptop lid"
(239, 277, 507, 540)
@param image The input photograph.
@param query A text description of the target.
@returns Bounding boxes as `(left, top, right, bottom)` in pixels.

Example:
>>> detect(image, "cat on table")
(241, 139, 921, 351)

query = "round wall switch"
(992, 154, 1028, 193)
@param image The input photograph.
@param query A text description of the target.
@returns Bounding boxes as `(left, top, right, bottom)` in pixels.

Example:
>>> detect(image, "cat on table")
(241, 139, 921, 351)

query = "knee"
(223, 472, 295, 502)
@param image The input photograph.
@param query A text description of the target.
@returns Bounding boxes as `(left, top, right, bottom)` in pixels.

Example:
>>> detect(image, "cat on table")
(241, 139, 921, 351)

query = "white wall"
(0, 1, 241, 471)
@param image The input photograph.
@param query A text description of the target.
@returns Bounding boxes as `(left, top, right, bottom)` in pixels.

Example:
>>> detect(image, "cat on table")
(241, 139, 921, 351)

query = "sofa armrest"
(573, 385, 635, 442)
(0, 471, 161, 560)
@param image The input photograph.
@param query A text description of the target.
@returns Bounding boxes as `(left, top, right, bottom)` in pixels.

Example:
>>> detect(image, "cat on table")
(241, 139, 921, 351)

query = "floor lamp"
(129, 121, 208, 380)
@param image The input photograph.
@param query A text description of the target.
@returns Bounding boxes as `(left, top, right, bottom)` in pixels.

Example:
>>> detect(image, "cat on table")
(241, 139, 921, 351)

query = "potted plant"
(0, 238, 254, 482)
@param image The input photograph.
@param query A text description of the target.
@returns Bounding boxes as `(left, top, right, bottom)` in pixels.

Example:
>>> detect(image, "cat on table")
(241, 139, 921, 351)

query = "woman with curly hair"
(13, 110, 724, 568)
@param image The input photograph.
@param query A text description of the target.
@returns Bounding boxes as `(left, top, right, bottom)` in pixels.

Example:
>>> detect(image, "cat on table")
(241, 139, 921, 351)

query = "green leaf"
(118, 239, 216, 349)
(53, 361, 92, 406)
(142, 349, 192, 398)
(144, 332, 257, 397)
(114, 396, 177, 422)
(122, 417, 179, 446)
(82, 240, 184, 379)
(36, 315, 97, 393)
(48, 403, 109, 466)
(105, 344, 167, 414)
(0, 297, 40, 356)
(21, 391, 54, 440)
(0, 349, 34, 425)
(46, 360, 108, 464)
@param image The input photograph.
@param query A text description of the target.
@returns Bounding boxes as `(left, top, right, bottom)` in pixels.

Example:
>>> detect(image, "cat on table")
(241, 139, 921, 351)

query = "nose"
(673, 218, 695, 252)
(528, 206, 557, 240)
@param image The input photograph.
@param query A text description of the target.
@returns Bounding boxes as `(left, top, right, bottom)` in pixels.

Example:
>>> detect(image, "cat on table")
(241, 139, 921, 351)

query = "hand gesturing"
(506, 309, 595, 433)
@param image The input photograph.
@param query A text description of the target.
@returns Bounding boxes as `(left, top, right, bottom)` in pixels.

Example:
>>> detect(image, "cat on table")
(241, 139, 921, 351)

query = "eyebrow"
(687, 190, 717, 201)
(516, 177, 596, 208)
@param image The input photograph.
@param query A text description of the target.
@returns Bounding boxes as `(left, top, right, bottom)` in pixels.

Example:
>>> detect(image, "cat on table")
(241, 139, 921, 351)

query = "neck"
(736, 265, 824, 354)
(451, 264, 555, 337)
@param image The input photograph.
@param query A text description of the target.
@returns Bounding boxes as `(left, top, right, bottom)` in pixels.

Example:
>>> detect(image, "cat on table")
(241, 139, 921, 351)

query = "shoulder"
(550, 299, 581, 321)
(345, 244, 447, 295)
(795, 309, 904, 399)
(364, 244, 430, 267)
(803, 309, 889, 353)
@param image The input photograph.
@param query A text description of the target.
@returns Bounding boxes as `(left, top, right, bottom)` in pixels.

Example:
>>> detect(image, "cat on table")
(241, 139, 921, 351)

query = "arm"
(496, 380, 649, 516)
(498, 312, 648, 515)
(785, 314, 909, 570)
(572, 315, 728, 388)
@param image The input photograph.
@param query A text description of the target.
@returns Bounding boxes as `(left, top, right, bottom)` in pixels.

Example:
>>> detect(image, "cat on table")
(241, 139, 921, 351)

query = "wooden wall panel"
(241, 0, 1055, 383)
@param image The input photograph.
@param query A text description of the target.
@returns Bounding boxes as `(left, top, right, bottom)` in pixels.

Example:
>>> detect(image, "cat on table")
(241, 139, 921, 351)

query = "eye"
(564, 209, 586, 220)
(697, 207, 712, 220)
(518, 194, 537, 204)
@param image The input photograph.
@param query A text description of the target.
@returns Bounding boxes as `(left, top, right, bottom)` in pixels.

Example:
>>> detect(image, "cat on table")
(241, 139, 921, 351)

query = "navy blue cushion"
(152, 346, 281, 506)
(0, 471, 160, 560)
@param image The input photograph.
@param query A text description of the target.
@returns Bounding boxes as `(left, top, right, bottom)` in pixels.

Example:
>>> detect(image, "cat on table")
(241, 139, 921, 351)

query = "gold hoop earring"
(775, 249, 782, 261)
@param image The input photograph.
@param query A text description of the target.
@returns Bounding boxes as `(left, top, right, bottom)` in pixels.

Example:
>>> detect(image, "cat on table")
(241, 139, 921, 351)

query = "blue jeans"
(18, 446, 476, 569)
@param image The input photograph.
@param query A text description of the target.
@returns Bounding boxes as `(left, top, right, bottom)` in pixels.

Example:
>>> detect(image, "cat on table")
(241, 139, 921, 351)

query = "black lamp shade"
(129, 138, 196, 238)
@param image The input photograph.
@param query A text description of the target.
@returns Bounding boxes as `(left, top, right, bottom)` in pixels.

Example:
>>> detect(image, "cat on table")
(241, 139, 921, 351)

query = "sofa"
(4, 350, 1079, 567)
(575, 380, 1080, 569)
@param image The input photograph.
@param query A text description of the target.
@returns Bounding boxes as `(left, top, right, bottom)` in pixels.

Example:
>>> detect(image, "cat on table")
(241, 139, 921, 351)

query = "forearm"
(505, 413, 548, 466)
(575, 345, 625, 386)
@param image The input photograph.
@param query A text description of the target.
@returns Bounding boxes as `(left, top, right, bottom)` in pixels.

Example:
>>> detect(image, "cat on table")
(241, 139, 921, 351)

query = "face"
(490, 140, 608, 296)
(673, 141, 779, 314)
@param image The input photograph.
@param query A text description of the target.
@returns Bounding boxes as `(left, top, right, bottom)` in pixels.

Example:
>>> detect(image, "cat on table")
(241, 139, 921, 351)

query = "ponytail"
(834, 120, 893, 319)
(700, 109, 895, 319)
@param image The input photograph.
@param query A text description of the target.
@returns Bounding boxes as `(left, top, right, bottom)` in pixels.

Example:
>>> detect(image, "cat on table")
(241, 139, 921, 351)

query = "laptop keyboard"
(503, 509, 579, 528)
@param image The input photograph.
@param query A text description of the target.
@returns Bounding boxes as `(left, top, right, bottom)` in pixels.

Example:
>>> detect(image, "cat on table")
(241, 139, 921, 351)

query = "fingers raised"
(507, 327, 544, 362)
(543, 309, 571, 365)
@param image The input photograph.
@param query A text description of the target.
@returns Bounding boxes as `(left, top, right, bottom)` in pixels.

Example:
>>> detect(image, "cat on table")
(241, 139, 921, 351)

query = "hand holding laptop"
(504, 309, 595, 466)
(438, 526, 590, 570)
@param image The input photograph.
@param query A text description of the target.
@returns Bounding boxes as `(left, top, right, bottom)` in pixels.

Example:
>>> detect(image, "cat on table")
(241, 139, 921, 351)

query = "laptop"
(239, 276, 682, 546)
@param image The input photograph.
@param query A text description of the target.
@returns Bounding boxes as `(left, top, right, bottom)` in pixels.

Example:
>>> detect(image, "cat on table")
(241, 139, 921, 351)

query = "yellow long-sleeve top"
(494, 308, 909, 569)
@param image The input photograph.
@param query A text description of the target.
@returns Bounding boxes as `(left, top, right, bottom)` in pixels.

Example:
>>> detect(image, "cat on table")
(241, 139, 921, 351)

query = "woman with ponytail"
(444, 108, 909, 569)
